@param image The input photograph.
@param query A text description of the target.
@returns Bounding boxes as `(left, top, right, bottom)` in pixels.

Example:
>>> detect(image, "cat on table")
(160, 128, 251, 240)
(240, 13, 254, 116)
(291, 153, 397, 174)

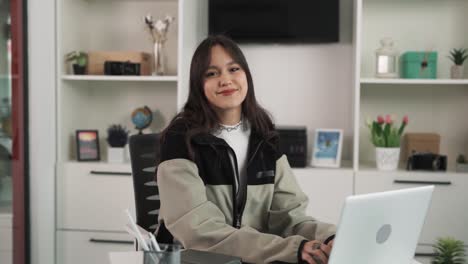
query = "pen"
(124, 209, 150, 251)
(149, 233, 161, 251)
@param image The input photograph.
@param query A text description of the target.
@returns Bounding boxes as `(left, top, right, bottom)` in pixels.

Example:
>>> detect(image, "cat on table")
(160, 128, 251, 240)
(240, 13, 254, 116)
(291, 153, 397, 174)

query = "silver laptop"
(328, 186, 434, 264)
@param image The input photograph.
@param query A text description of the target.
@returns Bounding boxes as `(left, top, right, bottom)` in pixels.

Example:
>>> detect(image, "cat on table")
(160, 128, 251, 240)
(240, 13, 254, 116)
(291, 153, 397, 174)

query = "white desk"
(109, 251, 422, 264)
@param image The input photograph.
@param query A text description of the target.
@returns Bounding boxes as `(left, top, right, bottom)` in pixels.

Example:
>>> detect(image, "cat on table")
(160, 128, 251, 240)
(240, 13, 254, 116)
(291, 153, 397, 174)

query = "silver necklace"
(217, 120, 243, 133)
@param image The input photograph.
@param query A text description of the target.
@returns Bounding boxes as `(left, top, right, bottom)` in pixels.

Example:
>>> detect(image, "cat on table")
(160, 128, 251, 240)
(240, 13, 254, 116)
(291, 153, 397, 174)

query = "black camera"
(104, 61, 141, 75)
(406, 152, 447, 171)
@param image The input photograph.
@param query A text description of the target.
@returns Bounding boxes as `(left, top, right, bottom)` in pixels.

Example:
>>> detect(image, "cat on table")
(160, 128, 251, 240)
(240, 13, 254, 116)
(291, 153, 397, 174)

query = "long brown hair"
(163, 35, 276, 159)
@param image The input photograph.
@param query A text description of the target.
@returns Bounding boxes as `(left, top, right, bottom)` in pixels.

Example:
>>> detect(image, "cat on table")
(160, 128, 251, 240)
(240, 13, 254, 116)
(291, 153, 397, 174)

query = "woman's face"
(203, 45, 248, 115)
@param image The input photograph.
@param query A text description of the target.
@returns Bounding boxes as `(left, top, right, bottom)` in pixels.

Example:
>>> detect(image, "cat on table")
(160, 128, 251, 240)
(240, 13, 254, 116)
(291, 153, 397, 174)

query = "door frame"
(11, 0, 29, 263)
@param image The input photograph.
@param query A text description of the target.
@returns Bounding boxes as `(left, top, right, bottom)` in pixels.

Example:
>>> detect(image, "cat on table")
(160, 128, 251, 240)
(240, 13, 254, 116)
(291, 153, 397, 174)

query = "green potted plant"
(366, 114, 408, 170)
(432, 237, 466, 264)
(448, 48, 468, 79)
(65, 51, 87, 75)
(106, 124, 129, 163)
(456, 154, 468, 173)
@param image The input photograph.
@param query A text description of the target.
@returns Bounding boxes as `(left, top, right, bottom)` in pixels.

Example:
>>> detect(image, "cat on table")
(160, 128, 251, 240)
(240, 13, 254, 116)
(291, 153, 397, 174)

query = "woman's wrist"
(297, 239, 309, 264)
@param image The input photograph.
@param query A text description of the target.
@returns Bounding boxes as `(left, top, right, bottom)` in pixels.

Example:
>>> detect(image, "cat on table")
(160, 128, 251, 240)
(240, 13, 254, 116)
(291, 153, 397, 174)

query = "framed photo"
(76, 130, 100, 161)
(311, 129, 343, 168)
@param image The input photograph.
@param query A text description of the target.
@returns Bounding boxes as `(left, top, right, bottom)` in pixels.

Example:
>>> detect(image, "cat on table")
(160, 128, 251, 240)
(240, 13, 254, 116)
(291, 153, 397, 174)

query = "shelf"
(60, 161, 132, 168)
(358, 163, 468, 177)
(61, 75, 178, 82)
(60, 161, 132, 172)
(360, 78, 468, 85)
(292, 160, 354, 173)
(62, 160, 130, 165)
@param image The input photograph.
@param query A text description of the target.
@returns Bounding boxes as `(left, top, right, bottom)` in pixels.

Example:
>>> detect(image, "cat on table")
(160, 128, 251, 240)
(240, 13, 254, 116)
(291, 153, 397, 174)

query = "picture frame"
(311, 129, 343, 168)
(76, 130, 100, 161)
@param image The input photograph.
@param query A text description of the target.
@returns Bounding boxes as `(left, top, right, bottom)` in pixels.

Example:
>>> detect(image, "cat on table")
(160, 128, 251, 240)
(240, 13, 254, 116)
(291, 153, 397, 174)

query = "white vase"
(108, 147, 125, 163)
(450, 65, 464, 79)
(375, 147, 400, 171)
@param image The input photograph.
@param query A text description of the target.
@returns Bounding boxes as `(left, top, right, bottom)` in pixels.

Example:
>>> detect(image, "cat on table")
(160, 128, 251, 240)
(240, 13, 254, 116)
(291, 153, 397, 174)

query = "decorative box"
(404, 133, 440, 162)
(401, 51, 437, 79)
(87, 51, 152, 75)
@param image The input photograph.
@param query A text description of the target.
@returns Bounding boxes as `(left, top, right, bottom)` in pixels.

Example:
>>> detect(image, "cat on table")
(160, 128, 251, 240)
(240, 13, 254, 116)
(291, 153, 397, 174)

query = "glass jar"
(375, 38, 399, 78)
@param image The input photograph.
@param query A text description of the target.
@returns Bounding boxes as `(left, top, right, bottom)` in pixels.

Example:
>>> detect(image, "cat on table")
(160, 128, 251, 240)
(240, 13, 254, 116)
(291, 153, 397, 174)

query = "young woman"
(156, 35, 335, 264)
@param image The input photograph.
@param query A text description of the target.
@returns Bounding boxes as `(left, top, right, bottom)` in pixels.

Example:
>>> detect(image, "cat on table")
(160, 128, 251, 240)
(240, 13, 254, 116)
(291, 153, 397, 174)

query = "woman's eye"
(230, 67, 240, 72)
(205, 71, 217, 77)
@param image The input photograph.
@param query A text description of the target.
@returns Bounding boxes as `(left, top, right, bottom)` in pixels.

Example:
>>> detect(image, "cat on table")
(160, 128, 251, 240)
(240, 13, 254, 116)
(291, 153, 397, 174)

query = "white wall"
(28, 0, 56, 263)
(241, 0, 354, 161)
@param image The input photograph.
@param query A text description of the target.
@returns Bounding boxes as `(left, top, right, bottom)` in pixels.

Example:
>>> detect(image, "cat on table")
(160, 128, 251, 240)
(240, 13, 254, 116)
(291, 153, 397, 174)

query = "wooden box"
(404, 133, 440, 160)
(87, 51, 152, 75)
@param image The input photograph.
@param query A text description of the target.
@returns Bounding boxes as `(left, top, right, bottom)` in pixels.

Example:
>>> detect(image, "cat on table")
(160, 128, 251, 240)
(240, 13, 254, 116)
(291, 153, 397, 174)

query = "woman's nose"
(219, 76, 232, 87)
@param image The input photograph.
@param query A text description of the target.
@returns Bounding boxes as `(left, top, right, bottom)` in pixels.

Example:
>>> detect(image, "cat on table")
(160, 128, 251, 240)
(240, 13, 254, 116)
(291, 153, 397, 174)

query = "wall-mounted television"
(209, 0, 339, 43)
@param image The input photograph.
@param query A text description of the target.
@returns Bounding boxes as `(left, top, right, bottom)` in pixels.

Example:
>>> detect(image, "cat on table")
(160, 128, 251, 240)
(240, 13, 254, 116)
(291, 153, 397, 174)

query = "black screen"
(209, 0, 339, 43)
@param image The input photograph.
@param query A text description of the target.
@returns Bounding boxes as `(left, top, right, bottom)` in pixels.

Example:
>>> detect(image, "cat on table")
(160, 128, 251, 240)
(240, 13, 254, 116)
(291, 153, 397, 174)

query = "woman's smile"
(217, 88, 239, 96)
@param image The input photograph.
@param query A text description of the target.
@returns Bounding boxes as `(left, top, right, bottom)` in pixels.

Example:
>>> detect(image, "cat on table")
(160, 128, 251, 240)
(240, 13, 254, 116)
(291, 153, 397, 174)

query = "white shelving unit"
(56, 0, 208, 162)
(55, 0, 208, 263)
(353, 1, 468, 260)
(354, 0, 468, 173)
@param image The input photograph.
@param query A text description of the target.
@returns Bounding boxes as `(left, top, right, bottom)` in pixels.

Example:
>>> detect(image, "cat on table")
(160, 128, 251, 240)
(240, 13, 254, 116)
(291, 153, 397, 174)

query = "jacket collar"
(191, 127, 267, 167)
(192, 132, 227, 146)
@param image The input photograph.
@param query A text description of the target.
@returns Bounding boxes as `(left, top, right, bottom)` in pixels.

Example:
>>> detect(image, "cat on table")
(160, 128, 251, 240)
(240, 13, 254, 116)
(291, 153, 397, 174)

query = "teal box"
(401, 51, 437, 79)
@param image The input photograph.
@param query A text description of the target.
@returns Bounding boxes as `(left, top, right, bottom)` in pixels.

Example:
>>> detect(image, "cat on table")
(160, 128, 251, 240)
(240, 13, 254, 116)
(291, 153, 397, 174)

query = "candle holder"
(375, 38, 399, 78)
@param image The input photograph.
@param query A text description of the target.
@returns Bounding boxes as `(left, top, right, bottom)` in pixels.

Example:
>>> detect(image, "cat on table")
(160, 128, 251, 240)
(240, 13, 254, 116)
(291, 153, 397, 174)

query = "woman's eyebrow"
(207, 61, 238, 70)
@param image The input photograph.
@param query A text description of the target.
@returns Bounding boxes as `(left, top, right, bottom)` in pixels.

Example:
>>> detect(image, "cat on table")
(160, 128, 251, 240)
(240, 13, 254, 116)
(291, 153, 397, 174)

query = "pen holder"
(144, 244, 181, 264)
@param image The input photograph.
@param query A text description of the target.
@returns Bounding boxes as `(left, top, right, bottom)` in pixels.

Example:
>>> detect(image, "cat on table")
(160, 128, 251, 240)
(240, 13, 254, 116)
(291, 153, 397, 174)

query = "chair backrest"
(128, 133, 160, 233)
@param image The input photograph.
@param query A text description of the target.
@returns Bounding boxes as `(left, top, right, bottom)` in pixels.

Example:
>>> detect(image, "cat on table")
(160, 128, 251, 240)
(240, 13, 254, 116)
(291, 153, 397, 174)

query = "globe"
(131, 106, 153, 134)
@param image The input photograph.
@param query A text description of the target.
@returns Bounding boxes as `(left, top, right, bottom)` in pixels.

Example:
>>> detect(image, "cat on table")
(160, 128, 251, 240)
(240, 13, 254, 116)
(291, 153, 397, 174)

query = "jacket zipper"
(235, 140, 264, 229)
(226, 146, 242, 228)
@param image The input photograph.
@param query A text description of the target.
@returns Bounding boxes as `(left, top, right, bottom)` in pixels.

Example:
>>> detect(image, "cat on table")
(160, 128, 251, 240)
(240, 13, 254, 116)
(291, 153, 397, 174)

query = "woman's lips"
(218, 89, 238, 96)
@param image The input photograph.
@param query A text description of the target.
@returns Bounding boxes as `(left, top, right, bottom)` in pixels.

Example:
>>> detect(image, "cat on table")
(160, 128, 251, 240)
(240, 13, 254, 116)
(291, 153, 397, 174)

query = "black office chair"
(128, 133, 161, 234)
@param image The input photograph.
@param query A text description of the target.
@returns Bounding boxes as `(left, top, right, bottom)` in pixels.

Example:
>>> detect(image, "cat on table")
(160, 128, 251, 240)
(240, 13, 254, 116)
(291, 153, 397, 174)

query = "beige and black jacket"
(156, 120, 336, 263)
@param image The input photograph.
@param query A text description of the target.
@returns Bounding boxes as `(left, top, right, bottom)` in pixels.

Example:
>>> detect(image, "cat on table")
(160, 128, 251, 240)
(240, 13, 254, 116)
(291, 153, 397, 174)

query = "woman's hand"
(301, 240, 333, 264)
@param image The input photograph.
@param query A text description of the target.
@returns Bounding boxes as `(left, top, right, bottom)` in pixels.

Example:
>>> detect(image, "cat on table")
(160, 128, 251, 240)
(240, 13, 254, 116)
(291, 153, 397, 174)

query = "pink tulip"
(403, 115, 409, 125)
(385, 114, 392, 124)
(377, 115, 384, 124)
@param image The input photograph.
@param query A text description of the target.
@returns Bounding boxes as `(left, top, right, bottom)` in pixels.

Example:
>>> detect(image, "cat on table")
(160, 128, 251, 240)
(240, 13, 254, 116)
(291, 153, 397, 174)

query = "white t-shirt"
(213, 121, 251, 192)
